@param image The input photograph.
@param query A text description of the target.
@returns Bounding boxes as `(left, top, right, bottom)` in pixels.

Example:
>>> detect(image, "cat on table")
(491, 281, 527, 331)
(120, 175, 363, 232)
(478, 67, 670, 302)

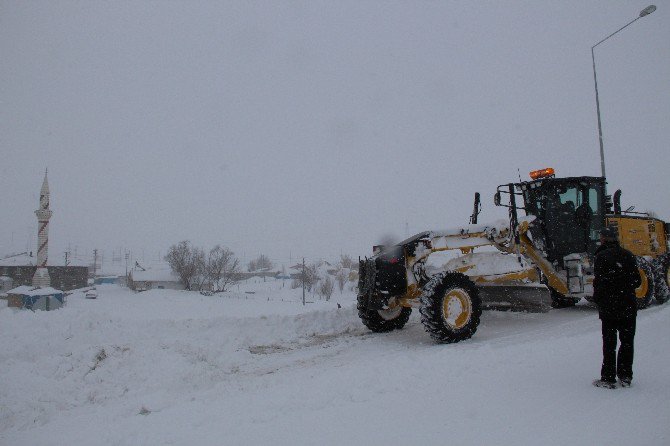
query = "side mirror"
(494, 192, 501, 207)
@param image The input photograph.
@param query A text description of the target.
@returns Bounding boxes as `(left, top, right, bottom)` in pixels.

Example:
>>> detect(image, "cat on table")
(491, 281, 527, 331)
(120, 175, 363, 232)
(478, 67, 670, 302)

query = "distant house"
(6, 286, 65, 311)
(128, 267, 183, 292)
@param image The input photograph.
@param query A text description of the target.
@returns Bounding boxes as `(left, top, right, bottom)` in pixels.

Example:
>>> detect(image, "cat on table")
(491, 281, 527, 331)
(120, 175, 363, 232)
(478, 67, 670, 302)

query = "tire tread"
(419, 272, 482, 344)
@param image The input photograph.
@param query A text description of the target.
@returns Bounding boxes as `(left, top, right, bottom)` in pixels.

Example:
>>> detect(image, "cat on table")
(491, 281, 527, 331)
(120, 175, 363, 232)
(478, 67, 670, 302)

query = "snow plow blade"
(477, 284, 552, 312)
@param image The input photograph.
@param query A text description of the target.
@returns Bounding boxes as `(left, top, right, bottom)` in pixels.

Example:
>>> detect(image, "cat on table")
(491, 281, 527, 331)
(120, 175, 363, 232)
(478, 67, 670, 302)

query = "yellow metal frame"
(392, 221, 569, 308)
(635, 267, 649, 299)
(442, 288, 472, 329)
(517, 221, 569, 295)
(607, 216, 668, 259)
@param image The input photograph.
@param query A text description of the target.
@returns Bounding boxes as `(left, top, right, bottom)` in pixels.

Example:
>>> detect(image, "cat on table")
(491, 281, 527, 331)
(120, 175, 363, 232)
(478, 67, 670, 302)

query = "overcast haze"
(2, 1, 668, 267)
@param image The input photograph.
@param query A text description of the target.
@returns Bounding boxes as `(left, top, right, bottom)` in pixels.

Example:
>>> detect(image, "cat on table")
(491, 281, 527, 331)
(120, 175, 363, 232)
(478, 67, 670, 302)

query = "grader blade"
(477, 284, 552, 312)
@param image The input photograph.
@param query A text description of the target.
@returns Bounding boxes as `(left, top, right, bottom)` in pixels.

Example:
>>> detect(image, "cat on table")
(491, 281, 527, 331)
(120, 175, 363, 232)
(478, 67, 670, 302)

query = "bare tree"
(206, 245, 240, 292)
(247, 259, 257, 272)
(318, 275, 335, 301)
(340, 254, 355, 270)
(257, 254, 273, 270)
(165, 241, 203, 290)
(193, 247, 207, 290)
(306, 263, 320, 292)
(335, 267, 347, 293)
(248, 254, 273, 272)
(291, 262, 319, 292)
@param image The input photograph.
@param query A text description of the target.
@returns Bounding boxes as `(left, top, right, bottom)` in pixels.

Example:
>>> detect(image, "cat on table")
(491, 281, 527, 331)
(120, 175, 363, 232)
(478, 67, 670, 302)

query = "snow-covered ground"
(1, 281, 669, 445)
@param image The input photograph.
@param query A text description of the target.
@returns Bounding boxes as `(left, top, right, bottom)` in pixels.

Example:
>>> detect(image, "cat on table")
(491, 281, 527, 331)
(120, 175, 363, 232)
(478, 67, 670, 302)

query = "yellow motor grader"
(357, 169, 670, 343)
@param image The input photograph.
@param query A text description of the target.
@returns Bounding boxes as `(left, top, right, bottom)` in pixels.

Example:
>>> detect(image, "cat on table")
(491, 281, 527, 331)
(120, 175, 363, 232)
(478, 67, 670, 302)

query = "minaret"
(32, 169, 53, 288)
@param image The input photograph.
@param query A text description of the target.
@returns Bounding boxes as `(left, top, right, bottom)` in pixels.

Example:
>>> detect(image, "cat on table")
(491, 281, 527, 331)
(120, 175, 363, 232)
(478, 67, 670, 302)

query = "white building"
(128, 265, 183, 291)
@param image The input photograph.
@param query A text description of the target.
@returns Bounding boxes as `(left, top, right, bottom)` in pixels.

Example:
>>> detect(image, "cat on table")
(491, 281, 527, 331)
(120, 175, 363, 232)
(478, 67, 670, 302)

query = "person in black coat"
(592, 226, 641, 388)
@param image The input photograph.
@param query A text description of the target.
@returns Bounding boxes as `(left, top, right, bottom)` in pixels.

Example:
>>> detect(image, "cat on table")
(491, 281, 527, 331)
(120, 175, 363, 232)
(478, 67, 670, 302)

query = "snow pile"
(1, 284, 669, 445)
(444, 251, 530, 276)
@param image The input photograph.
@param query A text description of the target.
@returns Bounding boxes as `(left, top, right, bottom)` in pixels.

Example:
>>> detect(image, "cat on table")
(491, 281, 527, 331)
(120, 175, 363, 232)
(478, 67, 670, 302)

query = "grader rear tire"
(635, 257, 655, 310)
(419, 272, 482, 344)
(652, 253, 670, 305)
(357, 295, 412, 333)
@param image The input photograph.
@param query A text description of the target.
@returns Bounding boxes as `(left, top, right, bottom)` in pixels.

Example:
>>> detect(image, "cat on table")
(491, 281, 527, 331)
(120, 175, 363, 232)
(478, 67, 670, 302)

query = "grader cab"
(358, 169, 670, 343)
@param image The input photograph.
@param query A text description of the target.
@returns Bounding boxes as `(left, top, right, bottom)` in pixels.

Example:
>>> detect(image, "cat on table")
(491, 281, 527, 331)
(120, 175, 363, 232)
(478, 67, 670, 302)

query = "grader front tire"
(419, 272, 482, 344)
(357, 295, 412, 333)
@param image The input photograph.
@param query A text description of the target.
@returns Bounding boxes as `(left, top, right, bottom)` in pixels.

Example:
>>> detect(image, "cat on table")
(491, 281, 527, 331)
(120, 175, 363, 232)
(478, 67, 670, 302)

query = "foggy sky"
(2, 1, 669, 267)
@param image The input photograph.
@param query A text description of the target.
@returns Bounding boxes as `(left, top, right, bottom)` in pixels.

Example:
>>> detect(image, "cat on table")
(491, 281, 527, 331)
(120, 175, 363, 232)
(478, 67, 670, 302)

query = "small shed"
(7, 286, 65, 311)
(128, 268, 183, 291)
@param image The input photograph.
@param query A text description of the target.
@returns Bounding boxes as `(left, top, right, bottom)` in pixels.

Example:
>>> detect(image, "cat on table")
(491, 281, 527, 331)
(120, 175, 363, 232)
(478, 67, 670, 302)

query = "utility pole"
(302, 257, 305, 306)
(93, 249, 98, 278)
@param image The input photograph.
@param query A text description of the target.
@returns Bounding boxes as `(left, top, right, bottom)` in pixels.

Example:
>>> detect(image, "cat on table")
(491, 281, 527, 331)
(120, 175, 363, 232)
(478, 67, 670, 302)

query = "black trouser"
(601, 317, 636, 382)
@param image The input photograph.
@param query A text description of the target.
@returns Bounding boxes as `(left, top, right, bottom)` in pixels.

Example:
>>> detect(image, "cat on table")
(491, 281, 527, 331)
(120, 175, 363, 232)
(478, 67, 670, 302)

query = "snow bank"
(1, 285, 668, 446)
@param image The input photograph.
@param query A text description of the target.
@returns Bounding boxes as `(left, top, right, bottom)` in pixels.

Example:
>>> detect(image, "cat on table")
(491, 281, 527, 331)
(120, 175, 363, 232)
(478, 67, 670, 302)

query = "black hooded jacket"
(593, 240, 641, 320)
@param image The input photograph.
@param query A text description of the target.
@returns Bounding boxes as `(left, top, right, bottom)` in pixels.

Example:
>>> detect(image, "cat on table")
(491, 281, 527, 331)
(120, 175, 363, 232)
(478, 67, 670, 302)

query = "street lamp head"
(640, 5, 656, 17)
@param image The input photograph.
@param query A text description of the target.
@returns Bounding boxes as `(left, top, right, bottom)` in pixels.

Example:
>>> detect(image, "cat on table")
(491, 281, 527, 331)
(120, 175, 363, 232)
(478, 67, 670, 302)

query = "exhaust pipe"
(470, 192, 481, 224)
(613, 189, 622, 215)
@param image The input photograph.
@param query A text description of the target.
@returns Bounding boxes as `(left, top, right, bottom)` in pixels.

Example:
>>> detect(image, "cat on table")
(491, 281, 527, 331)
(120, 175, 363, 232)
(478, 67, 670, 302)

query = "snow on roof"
(7, 286, 63, 296)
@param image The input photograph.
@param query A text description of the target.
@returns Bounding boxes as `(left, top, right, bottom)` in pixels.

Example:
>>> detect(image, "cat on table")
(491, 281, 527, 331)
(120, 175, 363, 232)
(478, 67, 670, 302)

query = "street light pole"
(591, 5, 656, 180)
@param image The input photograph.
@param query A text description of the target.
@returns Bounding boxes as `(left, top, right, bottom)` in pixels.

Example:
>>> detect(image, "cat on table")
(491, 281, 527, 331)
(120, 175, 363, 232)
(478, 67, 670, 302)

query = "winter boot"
(593, 379, 617, 389)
